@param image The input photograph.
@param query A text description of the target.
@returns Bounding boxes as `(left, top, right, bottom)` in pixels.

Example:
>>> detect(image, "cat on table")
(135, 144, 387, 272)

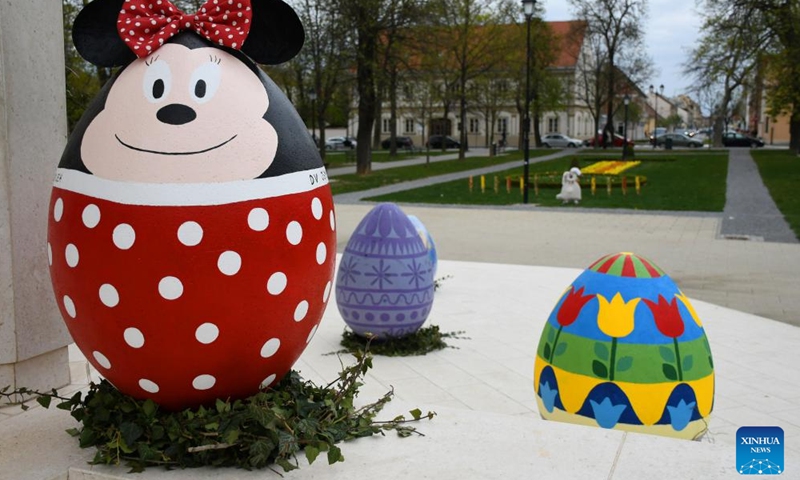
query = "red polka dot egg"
(48, 21, 333, 410)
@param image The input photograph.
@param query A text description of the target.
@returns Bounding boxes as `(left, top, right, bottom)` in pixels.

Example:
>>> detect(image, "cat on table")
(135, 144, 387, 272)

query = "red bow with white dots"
(117, 0, 253, 57)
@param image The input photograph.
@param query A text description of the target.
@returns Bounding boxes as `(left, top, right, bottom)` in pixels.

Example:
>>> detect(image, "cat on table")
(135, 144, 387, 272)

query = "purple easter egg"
(335, 203, 435, 338)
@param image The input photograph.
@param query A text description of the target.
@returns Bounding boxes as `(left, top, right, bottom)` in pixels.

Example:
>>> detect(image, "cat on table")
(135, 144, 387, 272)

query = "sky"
(539, 0, 704, 98)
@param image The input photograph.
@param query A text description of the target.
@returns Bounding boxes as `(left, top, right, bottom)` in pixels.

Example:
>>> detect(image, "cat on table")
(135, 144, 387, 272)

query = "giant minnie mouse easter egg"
(47, 0, 335, 410)
(534, 253, 714, 439)
(335, 203, 435, 339)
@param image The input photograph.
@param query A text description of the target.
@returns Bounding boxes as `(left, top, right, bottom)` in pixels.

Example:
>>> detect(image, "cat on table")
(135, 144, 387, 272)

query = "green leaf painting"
(594, 342, 610, 361)
(662, 363, 678, 381)
(592, 360, 609, 379)
(616, 356, 634, 372)
(659, 346, 676, 363)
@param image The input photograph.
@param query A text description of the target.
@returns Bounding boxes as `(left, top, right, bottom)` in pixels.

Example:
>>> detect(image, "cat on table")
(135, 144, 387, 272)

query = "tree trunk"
(790, 111, 800, 154)
(388, 68, 398, 156)
(355, 20, 377, 175)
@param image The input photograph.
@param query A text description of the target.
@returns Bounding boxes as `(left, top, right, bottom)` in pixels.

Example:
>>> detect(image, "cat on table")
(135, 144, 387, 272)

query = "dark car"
(426, 135, 461, 149)
(584, 132, 634, 148)
(381, 136, 414, 149)
(654, 133, 704, 148)
(722, 132, 764, 148)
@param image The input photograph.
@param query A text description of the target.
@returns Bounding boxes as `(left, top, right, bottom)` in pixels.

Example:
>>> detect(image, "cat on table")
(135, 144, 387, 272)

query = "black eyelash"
(209, 55, 221, 65)
(145, 55, 160, 66)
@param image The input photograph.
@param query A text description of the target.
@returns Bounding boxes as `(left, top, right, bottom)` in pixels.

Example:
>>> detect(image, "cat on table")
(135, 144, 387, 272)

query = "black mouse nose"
(157, 104, 197, 125)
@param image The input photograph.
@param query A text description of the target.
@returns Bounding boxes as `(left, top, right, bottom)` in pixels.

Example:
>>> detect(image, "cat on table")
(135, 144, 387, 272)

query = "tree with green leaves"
(684, 0, 771, 147)
(568, 0, 650, 148)
(427, 0, 516, 159)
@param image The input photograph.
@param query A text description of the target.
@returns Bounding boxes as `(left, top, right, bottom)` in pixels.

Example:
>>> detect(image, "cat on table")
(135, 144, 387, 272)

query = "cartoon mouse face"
(82, 43, 278, 183)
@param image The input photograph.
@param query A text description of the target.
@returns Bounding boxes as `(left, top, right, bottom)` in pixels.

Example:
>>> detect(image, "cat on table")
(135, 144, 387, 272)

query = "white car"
(325, 136, 356, 150)
(541, 133, 583, 148)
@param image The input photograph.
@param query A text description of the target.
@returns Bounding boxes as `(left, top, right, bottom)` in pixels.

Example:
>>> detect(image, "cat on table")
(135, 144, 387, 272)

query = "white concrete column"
(0, 0, 71, 400)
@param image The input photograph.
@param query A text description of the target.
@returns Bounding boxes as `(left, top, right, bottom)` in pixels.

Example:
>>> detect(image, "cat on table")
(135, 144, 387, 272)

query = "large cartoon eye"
(189, 62, 221, 104)
(143, 59, 172, 103)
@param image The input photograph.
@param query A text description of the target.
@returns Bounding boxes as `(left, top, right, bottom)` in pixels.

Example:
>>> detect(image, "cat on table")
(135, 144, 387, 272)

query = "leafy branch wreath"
(1, 349, 434, 473)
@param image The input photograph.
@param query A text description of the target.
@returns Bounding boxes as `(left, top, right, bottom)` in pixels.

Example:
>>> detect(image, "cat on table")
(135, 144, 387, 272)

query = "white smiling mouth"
(115, 134, 238, 155)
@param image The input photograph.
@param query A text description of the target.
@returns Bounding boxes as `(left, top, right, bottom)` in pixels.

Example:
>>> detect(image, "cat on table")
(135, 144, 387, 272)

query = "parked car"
(722, 131, 764, 148)
(380, 136, 414, 149)
(426, 135, 461, 149)
(325, 136, 356, 150)
(654, 133, 704, 148)
(541, 133, 583, 148)
(584, 132, 634, 148)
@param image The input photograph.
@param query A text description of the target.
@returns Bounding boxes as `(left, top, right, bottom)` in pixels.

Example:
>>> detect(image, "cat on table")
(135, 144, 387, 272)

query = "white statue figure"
(556, 167, 582, 204)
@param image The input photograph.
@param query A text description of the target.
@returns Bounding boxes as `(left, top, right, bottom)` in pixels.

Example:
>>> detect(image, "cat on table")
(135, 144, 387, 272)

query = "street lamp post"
(622, 94, 630, 161)
(522, 0, 535, 204)
(309, 91, 317, 147)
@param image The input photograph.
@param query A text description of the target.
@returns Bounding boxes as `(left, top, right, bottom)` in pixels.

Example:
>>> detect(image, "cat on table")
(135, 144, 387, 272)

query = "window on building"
(547, 117, 559, 133)
(404, 118, 415, 134)
(497, 118, 508, 134)
(495, 80, 508, 95)
(382, 118, 393, 133)
(469, 118, 480, 134)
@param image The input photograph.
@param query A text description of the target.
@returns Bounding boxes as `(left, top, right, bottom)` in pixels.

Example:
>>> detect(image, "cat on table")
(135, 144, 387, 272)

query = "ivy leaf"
(683, 355, 694, 372)
(543, 343, 551, 360)
(305, 445, 321, 465)
(554, 342, 568, 356)
(65, 427, 80, 437)
(120, 421, 143, 446)
(36, 395, 52, 409)
(410, 408, 422, 420)
(659, 346, 676, 363)
(276, 457, 298, 472)
(327, 444, 344, 465)
(592, 360, 609, 379)
(594, 342, 609, 361)
(142, 399, 156, 418)
(662, 363, 678, 381)
(616, 356, 634, 372)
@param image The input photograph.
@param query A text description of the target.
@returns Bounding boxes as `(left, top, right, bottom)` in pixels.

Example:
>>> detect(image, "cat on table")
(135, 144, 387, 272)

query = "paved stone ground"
(720, 149, 798, 243)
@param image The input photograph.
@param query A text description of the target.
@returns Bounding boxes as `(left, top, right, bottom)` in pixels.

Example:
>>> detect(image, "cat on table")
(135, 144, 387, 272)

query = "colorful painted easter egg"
(336, 203, 435, 339)
(47, 0, 335, 411)
(534, 252, 714, 440)
(407, 214, 438, 276)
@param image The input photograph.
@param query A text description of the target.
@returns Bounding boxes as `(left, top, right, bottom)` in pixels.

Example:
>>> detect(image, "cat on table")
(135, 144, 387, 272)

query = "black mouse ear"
(73, 0, 136, 67)
(241, 0, 305, 65)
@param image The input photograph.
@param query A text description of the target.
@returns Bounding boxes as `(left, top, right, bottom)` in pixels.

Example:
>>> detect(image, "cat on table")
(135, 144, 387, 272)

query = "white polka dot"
(65, 244, 79, 268)
(267, 272, 287, 295)
(260, 338, 280, 358)
(195, 323, 219, 344)
(139, 379, 159, 393)
(113, 224, 136, 250)
(323, 281, 332, 303)
(99, 284, 119, 307)
(294, 301, 309, 322)
(178, 221, 203, 246)
(260, 373, 277, 388)
(93, 351, 111, 369)
(159, 276, 183, 300)
(306, 325, 318, 344)
(192, 374, 216, 390)
(329, 210, 335, 231)
(53, 198, 64, 222)
(286, 221, 302, 245)
(47, 243, 52, 266)
(124, 328, 145, 348)
(311, 198, 323, 220)
(316, 242, 327, 265)
(82, 204, 101, 228)
(63, 295, 76, 318)
(248, 208, 269, 231)
(217, 251, 241, 276)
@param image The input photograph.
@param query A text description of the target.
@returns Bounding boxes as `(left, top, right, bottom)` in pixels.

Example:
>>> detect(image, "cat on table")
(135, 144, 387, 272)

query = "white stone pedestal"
(0, 0, 71, 399)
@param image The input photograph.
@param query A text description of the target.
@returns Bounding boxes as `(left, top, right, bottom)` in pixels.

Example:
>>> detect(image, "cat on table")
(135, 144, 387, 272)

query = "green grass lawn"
(329, 150, 552, 195)
(365, 153, 729, 212)
(751, 150, 800, 239)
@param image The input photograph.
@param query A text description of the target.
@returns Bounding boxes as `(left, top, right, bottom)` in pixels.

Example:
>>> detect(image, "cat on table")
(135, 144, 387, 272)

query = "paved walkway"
(720, 149, 798, 243)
